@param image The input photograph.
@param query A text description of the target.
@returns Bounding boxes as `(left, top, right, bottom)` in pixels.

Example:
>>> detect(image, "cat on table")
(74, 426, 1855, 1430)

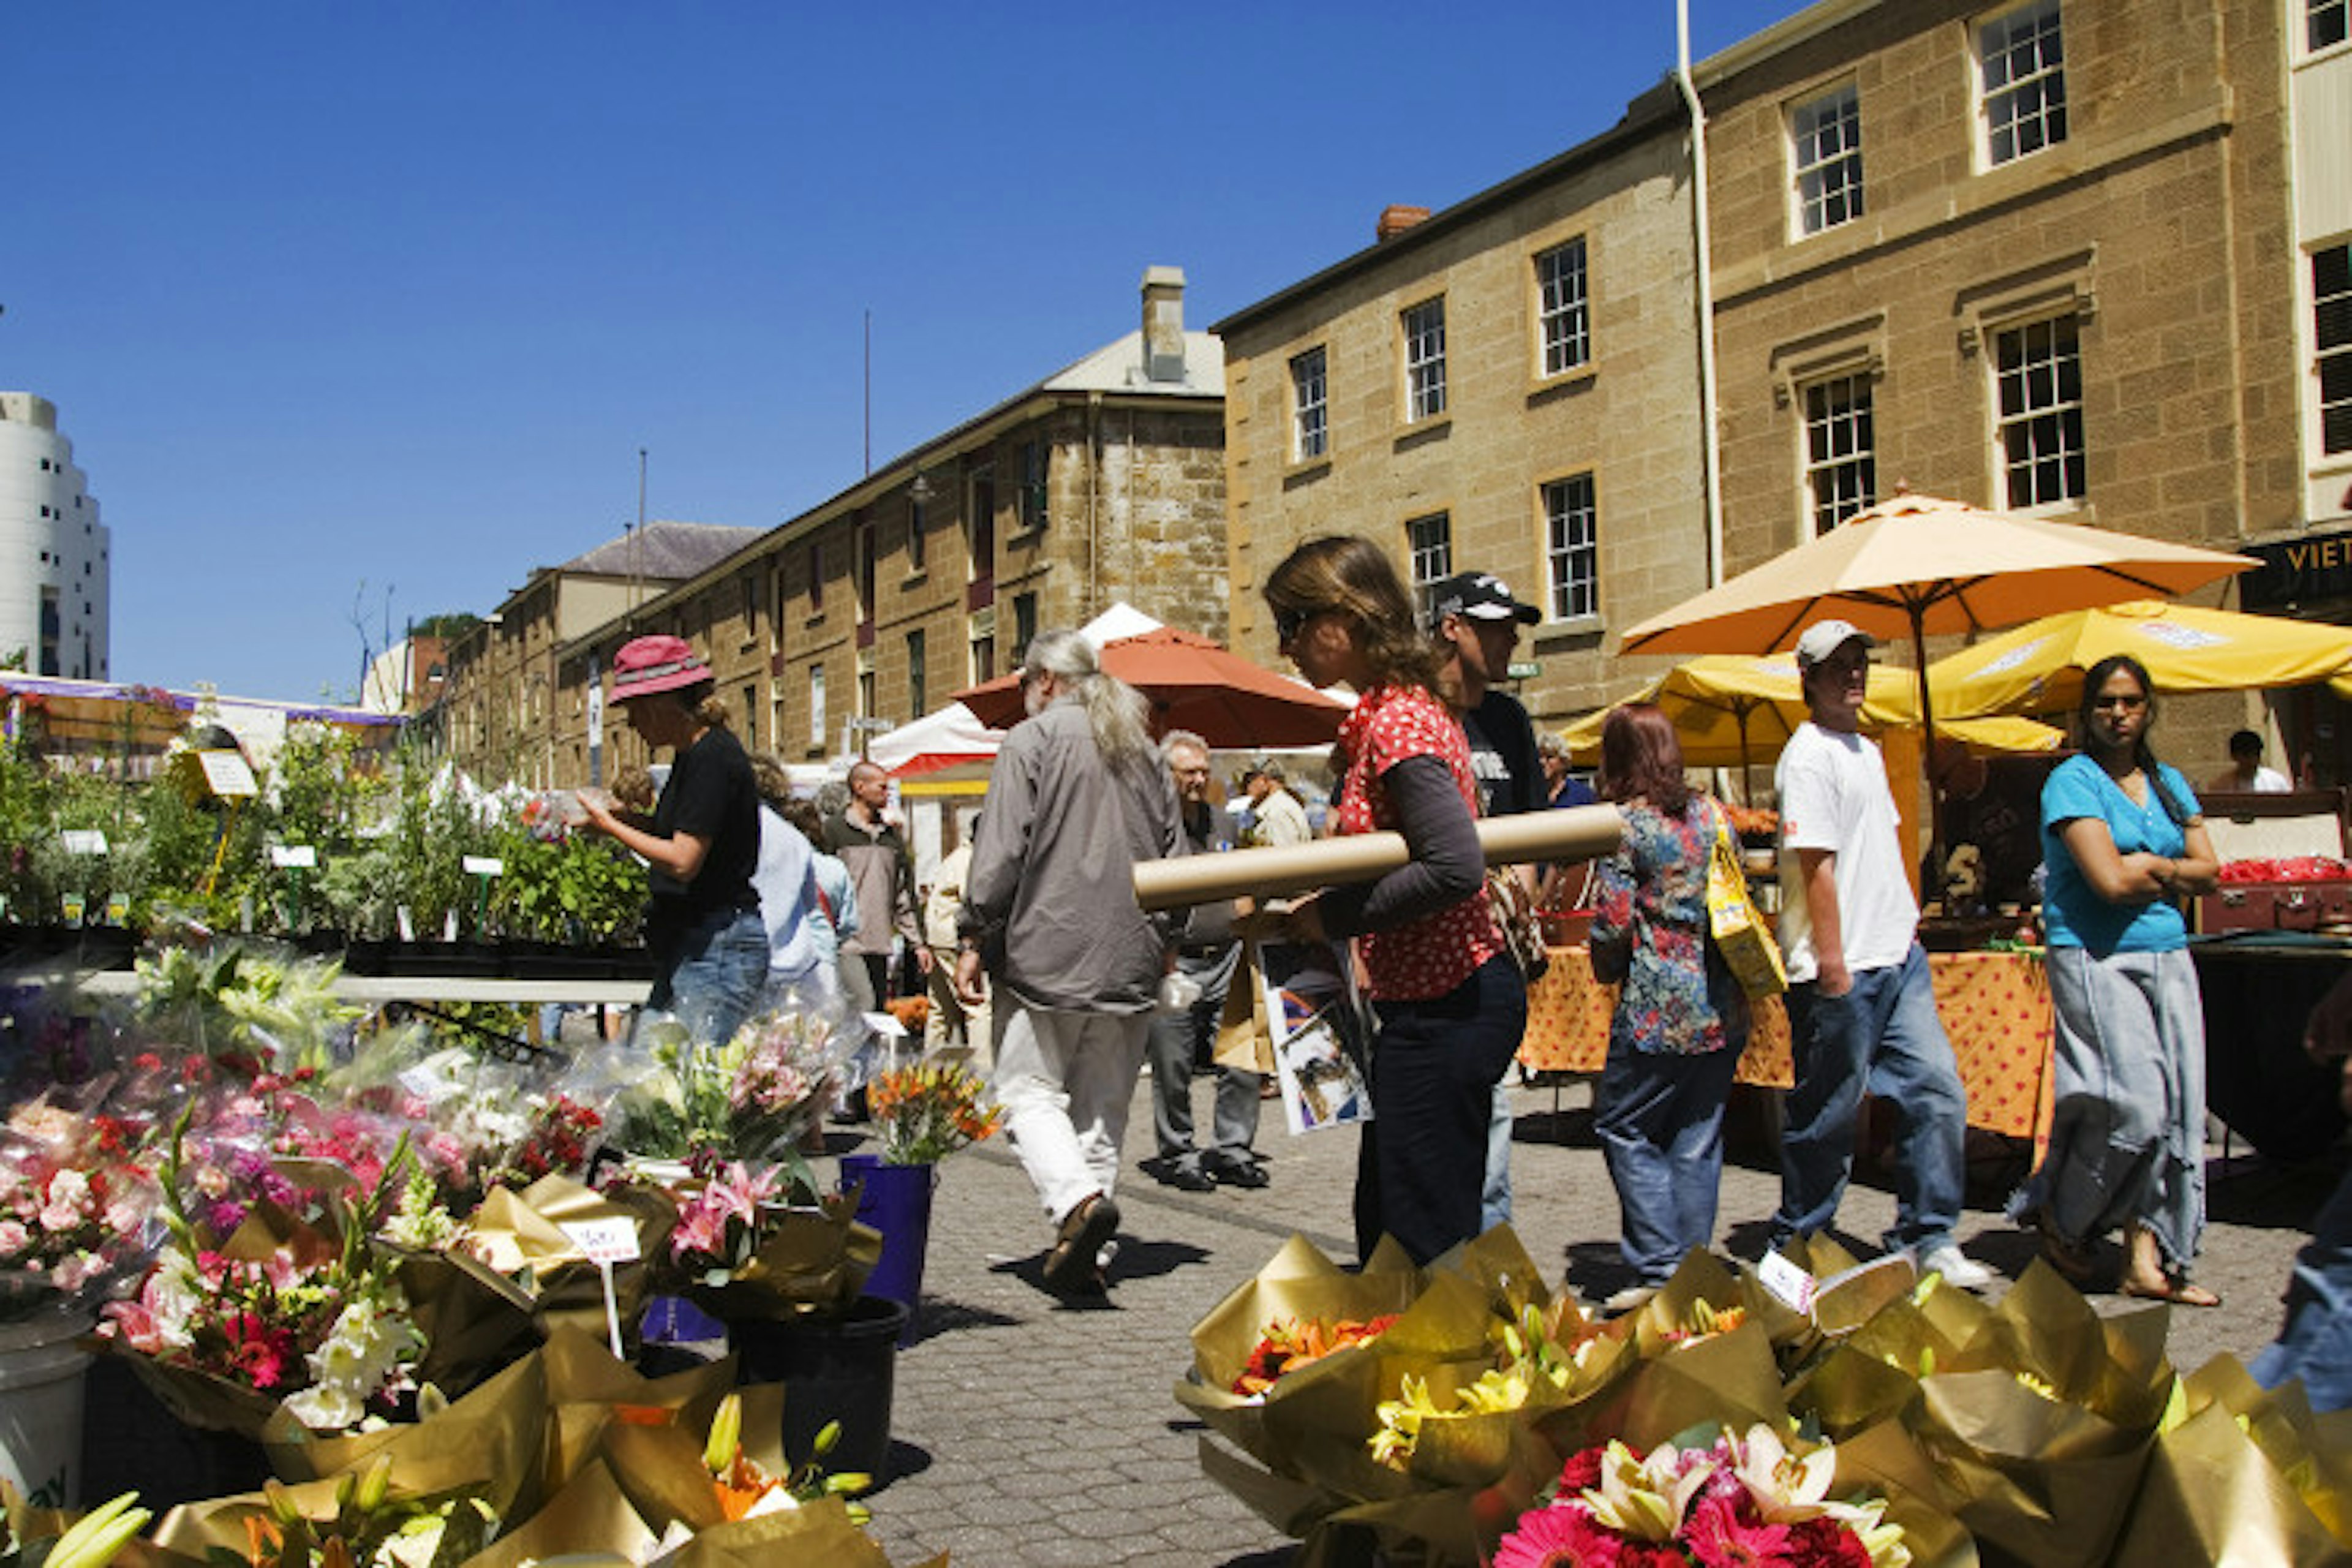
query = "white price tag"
(197, 750, 260, 798)
(60, 830, 109, 856)
(271, 845, 318, 869)
(463, 856, 505, 877)
(559, 1217, 642, 1265)
(862, 1010, 910, 1039)
(1755, 1250, 1817, 1315)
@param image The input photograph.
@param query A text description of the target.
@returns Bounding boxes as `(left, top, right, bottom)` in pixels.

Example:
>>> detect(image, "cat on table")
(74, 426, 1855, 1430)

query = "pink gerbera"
(1494, 1503, 1632, 1568)
(1684, 1491, 1793, 1567)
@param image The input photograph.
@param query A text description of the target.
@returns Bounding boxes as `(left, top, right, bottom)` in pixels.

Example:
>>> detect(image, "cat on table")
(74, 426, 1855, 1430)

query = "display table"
(1520, 946, 2057, 1144)
(55, 970, 652, 1006)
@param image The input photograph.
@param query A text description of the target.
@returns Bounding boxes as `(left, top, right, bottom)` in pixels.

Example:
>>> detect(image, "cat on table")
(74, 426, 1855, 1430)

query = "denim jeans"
(992, 998, 1152, 1223)
(641, 905, 770, 1047)
(1355, 956, 1527, 1265)
(1481, 1080, 1515, 1232)
(1596, 1042, 1741, 1284)
(2252, 1166, 2352, 1413)
(1146, 944, 1259, 1173)
(1774, 942, 1967, 1255)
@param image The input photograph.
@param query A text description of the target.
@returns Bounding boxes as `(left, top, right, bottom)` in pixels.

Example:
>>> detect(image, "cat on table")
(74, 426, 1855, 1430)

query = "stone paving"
(832, 1072, 2346, 1568)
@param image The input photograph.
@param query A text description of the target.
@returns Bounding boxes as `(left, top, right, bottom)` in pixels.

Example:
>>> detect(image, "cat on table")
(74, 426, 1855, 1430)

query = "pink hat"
(609, 635, 712, 701)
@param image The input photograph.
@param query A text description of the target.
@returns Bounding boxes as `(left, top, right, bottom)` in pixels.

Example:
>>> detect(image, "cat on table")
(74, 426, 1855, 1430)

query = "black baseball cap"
(1427, 571, 1540, 631)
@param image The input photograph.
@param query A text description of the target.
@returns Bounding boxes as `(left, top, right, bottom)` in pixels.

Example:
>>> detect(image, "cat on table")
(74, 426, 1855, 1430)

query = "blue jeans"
(1596, 1042, 1741, 1284)
(641, 905, 771, 1047)
(1147, 945, 1259, 1172)
(1355, 956, 1527, 1265)
(2252, 1166, 2352, 1413)
(1774, 943, 1967, 1255)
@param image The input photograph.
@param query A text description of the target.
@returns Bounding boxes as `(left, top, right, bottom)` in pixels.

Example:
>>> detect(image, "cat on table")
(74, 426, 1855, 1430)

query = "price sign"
(1755, 1250, 1817, 1315)
(560, 1217, 643, 1359)
(462, 856, 506, 877)
(60, 830, 109, 856)
(197, 750, 260, 799)
(271, 845, 318, 869)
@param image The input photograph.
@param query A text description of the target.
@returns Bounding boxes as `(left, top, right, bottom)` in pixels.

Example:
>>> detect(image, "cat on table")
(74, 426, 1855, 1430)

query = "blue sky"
(5, 2, 1798, 703)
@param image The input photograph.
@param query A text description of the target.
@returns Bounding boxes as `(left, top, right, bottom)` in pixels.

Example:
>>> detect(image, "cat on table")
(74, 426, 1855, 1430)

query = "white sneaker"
(1913, 1244, 1994, 1291)
(1600, 1284, 1658, 1315)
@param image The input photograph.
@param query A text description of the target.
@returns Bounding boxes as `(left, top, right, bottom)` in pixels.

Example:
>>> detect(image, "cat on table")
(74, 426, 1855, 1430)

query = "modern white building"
(0, 393, 110, 679)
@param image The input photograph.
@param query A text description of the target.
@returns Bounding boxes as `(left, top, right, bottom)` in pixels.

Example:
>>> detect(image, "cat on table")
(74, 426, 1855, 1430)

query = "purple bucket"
(838, 1153, 936, 1347)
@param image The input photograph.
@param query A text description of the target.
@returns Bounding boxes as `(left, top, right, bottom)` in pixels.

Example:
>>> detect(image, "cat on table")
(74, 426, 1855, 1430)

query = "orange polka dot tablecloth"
(1518, 946, 2055, 1142)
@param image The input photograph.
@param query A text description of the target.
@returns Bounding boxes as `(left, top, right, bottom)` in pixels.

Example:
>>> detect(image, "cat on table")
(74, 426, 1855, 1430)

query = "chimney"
(1141, 265, 1186, 383)
(1376, 205, 1430, 242)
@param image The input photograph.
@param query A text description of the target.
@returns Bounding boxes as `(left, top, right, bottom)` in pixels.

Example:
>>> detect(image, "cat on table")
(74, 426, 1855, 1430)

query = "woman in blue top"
(1588, 704, 1749, 1308)
(2012, 654, 2221, 1305)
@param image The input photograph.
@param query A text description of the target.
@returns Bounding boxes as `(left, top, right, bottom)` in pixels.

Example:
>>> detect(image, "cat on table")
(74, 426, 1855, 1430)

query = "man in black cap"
(1427, 570, 1545, 1234)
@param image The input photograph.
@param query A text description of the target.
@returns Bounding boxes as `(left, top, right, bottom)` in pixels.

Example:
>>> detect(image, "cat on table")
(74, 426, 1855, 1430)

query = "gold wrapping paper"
(1818, 1418, 1983, 1568)
(1132, 805, 1624, 911)
(682, 1196, 881, 1323)
(386, 1245, 540, 1398)
(654, 1496, 907, 1568)
(2106, 1355, 2352, 1565)
(589, 1384, 788, 1535)
(458, 1457, 660, 1568)
(259, 1345, 549, 1523)
(539, 1325, 740, 1490)
(464, 1177, 674, 1345)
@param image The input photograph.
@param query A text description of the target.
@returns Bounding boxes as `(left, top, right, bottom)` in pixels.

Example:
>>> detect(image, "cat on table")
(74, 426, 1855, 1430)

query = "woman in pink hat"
(578, 635, 769, 1044)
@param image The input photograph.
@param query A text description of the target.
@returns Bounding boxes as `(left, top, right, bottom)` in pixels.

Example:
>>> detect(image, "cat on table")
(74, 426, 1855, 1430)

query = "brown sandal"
(1042, 1194, 1120, 1296)
(2119, 1274, 2221, 1308)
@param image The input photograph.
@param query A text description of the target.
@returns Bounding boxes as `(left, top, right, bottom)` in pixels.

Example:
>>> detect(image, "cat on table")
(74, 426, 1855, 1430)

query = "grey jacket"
(959, 700, 1182, 1014)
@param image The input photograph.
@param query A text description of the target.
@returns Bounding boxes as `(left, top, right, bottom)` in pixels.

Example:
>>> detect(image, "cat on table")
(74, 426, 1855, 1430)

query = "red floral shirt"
(1332, 683, 1502, 1000)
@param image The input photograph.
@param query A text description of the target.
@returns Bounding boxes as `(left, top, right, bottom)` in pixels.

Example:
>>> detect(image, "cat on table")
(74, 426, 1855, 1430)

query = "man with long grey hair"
(952, 629, 1183, 1295)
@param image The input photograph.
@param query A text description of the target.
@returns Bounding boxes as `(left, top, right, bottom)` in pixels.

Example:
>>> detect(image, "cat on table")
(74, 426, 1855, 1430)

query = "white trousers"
(992, 998, 1151, 1224)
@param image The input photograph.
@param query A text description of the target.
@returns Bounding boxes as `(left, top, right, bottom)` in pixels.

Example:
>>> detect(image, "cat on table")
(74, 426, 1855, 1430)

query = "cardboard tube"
(1132, 804, 1624, 912)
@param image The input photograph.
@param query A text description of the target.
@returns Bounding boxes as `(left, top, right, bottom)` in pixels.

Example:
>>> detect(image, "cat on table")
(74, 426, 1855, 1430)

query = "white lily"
(1728, 1422, 1839, 1522)
(1580, 1437, 1713, 1541)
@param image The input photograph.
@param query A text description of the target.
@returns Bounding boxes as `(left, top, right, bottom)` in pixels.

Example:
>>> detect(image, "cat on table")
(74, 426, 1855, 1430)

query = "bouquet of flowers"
(865, 1057, 1001, 1166)
(585, 1000, 853, 1172)
(1494, 1425, 1910, 1568)
(0, 1090, 164, 1322)
(656, 1161, 877, 1324)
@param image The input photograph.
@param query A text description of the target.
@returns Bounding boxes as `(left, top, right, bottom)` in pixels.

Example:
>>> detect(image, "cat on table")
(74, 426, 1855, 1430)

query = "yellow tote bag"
(1707, 806, 1787, 1000)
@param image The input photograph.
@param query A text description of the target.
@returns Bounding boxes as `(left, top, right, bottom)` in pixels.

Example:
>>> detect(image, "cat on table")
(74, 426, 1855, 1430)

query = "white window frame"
(1802, 372, 1877, 533)
(807, 665, 826, 748)
(1542, 475, 1599, 622)
(1992, 314, 2086, 510)
(1535, 239, 1590, 378)
(2315, 241, 2352, 458)
(1291, 345, 1329, 461)
(1406, 512, 1452, 619)
(1977, 0, 2067, 169)
(2312, 0, 2349, 54)
(1790, 82, 1864, 237)
(1402, 298, 1447, 421)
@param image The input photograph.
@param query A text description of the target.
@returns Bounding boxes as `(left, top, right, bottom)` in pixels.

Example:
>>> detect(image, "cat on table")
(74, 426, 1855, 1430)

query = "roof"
(1039, 329, 1224, 397)
(560, 520, 763, 579)
(1210, 82, 1686, 340)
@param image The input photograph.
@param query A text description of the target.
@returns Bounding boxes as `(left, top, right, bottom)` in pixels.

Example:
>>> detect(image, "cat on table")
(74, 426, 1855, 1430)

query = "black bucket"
(729, 1295, 907, 1481)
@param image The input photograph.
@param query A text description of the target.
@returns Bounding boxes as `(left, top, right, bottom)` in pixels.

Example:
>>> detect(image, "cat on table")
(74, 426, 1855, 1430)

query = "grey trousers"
(1146, 943, 1260, 1171)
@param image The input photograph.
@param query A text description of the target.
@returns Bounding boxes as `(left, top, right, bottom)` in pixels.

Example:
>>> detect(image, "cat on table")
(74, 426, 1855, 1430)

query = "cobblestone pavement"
(831, 1072, 2346, 1568)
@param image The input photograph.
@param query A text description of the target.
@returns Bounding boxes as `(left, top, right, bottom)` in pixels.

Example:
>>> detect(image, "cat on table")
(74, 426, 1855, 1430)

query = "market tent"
(865, 701, 1006, 780)
(0, 673, 403, 760)
(955, 625, 1348, 748)
(1924, 599, 2352, 719)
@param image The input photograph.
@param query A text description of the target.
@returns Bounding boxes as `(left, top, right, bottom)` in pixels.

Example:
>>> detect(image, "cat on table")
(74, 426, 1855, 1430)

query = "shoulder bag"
(1705, 801, 1787, 999)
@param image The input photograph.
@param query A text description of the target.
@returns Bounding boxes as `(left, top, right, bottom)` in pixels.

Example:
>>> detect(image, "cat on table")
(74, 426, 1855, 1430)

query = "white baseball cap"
(1793, 619, 1875, 668)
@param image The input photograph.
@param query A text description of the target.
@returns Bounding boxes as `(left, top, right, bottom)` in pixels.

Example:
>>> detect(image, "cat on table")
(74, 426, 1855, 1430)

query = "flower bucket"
(837, 1155, 936, 1347)
(0, 1310, 91, 1507)
(731, 1295, 908, 1482)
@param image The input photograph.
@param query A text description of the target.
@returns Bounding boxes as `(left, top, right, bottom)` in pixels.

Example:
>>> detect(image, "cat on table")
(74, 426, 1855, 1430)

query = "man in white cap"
(1772, 619, 1991, 1289)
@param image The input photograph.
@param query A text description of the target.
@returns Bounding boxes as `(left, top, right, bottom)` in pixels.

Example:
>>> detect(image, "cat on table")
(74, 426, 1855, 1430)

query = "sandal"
(2119, 1273, 2221, 1308)
(1042, 1193, 1120, 1296)
(2026, 1212, 2097, 1286)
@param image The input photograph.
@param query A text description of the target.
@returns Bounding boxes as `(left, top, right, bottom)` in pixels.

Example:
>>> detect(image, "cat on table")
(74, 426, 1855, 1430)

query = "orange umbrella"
(954, 626, 1348, 748)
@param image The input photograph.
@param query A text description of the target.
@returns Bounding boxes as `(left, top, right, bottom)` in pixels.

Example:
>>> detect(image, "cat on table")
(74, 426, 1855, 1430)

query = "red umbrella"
(954, 626, 1348, 748)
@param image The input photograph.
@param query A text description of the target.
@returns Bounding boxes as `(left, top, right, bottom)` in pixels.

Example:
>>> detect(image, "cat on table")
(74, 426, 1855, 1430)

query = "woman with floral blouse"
(1588, 704, 1749, 1308)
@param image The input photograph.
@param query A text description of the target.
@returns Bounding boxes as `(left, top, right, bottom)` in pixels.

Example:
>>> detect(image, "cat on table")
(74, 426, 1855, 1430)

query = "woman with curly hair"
(1261, 535, 1525, 1264)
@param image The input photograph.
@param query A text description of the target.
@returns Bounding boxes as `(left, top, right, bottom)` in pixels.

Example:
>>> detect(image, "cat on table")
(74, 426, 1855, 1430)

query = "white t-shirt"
(1774, 722, 1918, 983)
(2207, 764, 2290, 794)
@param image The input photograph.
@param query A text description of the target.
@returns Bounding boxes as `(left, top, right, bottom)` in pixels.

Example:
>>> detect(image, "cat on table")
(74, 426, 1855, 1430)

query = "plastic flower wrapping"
(654, 1163, 879, 1327)
(0, 1079, 167, 1322)
(1181, 1226, 2352, 1567)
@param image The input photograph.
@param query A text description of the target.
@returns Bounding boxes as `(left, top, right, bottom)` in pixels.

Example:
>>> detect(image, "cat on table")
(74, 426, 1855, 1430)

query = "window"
(1406, 513, 1452, 616)
(970, 628, 996, 684)
(1543, 476, 1598, 621)
(741, 685, 757, 748)
(1791, 84, 1863, 235)
(907, 488, 927, 573)
(739, 570, 758, 633)
(808, 665, 826, 748)
(856, 516, 877, 622)
(907, 629, 927, 717)
(1403, 298, 1447, 421)
(1803, 374, 1877, 531)
(1994, 315, 2086, 507)
(1291, 347, 1329, 461)
(858, 660, 876, 723)
(807, 541, 824, 611)
(2317, 243, 2352, 455)
(1017, 440, 1047, 530)
(968, 467, 996, 577)
(1979, 0, 2066, 167)
(1012, 592, 1038, 660)
(1536, 240, 1590, 377)
(2314, 0, 2348, 51)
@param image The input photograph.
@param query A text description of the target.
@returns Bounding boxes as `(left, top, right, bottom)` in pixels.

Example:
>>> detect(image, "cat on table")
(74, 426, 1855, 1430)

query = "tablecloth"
(1520, 946, 2055, 1143)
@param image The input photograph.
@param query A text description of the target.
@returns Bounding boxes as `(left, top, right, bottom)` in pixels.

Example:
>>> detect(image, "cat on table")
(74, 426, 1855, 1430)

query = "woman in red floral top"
(1262, 537, 1525, 1264)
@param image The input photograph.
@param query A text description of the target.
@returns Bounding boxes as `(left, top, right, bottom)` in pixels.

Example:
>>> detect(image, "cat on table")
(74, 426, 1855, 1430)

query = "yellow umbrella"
(1926, 599, 2352, 719)
(1556, 655, 2062, 772)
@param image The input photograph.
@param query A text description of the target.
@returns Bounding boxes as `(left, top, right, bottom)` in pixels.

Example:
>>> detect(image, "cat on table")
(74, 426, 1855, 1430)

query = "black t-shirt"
(1462, 689, 1545, 818)
(646, 725, 762, 953)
